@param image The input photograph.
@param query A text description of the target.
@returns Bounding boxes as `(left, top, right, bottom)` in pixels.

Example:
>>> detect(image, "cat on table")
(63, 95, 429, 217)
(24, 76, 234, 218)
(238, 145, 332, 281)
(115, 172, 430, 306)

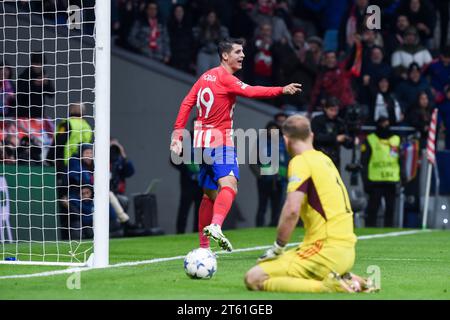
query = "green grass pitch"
(0, 228, 449, 299)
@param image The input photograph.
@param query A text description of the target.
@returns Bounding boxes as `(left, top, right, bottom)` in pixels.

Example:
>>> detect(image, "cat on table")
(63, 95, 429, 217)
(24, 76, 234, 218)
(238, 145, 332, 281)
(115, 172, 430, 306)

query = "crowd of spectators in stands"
(1, 52, 56, 164)
(113, 0, 449, 149)
(119, 0, 447, 229)
(15, 0, 96, 35)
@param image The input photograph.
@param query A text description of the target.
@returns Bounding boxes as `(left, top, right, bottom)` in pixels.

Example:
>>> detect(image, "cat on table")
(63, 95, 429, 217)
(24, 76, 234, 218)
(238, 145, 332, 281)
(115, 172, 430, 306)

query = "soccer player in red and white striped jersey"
(170, 38, 301, 251)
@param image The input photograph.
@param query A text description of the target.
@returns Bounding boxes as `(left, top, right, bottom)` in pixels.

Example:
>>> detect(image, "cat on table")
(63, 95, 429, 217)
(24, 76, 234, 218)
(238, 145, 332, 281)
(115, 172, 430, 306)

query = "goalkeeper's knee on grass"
(244, 266, 269, 291)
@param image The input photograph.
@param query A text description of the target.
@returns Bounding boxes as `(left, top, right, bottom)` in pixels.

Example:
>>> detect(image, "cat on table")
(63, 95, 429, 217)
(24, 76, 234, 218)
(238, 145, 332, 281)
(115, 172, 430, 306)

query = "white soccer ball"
(184, 248, 217, 279)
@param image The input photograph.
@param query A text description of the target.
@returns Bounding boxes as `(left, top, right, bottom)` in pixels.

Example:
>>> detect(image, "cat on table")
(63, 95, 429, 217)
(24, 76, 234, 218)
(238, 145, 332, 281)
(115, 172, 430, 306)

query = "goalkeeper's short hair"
(282, 115, 312, 142)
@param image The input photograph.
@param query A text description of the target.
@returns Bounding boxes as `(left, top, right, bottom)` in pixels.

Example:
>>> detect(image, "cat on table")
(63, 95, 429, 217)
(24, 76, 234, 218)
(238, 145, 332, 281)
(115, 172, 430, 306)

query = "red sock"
(211, 186, 236, 227)
(199, 195, 214, 248)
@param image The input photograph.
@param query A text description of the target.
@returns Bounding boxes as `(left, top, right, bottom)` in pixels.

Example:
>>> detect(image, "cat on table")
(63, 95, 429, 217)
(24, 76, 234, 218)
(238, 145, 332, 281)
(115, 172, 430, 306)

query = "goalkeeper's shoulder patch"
(288, 175, 301, 184)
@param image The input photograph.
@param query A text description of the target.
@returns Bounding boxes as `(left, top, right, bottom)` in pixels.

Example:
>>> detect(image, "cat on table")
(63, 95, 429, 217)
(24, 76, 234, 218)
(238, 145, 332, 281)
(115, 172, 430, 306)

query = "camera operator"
(110, 138, 147, 236)
(311, 96, 354, 171)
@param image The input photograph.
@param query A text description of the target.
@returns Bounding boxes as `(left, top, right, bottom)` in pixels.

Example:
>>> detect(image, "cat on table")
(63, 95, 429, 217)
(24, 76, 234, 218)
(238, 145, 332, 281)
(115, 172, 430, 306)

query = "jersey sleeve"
(222, 74, 283, 98)
(287, 155, 312, 193)
(173, 81, 199, 140)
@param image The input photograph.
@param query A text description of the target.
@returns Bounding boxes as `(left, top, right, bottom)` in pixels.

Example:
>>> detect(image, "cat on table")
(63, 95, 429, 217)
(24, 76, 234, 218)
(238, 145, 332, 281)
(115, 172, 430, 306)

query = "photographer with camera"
(311, 97, 354, 172)
(110, 138, 147, 236)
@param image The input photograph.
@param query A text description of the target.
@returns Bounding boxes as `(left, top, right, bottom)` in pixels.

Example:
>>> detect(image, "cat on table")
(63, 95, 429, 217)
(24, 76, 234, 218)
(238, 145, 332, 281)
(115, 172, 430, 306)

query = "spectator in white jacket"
(372, 77, 403, 125)
(391, 26, 432, 79)
(391, 27, 433, 79)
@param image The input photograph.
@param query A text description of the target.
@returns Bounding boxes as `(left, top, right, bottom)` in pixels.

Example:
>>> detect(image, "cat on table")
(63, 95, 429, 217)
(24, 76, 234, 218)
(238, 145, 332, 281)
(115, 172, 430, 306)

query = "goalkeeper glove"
(257, 241, 286, 263)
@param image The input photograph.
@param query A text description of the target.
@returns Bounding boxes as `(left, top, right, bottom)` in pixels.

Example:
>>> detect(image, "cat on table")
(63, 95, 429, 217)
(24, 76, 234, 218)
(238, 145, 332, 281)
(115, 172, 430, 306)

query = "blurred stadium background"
(110, 0, 450, 234)
(0, 0, 449, 300)
(0, 0, 449, 268)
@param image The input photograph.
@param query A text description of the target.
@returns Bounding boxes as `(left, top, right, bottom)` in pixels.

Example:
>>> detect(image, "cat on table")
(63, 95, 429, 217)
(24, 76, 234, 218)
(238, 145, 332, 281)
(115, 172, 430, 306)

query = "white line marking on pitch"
(360, 257, 447, 262)
(0, 229, 432, 280)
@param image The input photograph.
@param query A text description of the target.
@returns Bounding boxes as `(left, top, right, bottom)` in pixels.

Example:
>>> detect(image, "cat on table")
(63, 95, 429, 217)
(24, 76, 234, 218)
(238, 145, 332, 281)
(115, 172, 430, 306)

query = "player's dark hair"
(282, 115, 311, 141)
(218, 38, 245, 61)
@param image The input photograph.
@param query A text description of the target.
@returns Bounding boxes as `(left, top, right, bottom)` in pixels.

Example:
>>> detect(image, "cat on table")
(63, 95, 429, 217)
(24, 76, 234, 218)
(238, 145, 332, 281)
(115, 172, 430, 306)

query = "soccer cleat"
(203, 224, 233, 252)
(322, 272, 356, 293)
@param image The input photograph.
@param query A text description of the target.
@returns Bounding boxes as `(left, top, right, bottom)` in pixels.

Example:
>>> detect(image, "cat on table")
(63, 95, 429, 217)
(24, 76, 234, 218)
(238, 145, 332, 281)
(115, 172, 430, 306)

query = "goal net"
(0, 0, 109, 267)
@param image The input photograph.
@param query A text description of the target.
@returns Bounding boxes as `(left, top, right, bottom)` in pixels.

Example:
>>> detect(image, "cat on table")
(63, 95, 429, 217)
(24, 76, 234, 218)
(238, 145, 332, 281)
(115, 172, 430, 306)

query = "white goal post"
(93, 0, 110, 268)
(0, 0, 110, 267)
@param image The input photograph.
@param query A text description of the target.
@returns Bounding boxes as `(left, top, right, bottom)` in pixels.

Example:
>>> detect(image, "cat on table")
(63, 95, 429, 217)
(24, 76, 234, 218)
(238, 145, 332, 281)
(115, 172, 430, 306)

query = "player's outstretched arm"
(257, 191, 304, 263)
(223, 74, 301, 99)
(171, 82, 199, 155)
(276, 191, 304, 244)
(282, 83, 302, 95)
